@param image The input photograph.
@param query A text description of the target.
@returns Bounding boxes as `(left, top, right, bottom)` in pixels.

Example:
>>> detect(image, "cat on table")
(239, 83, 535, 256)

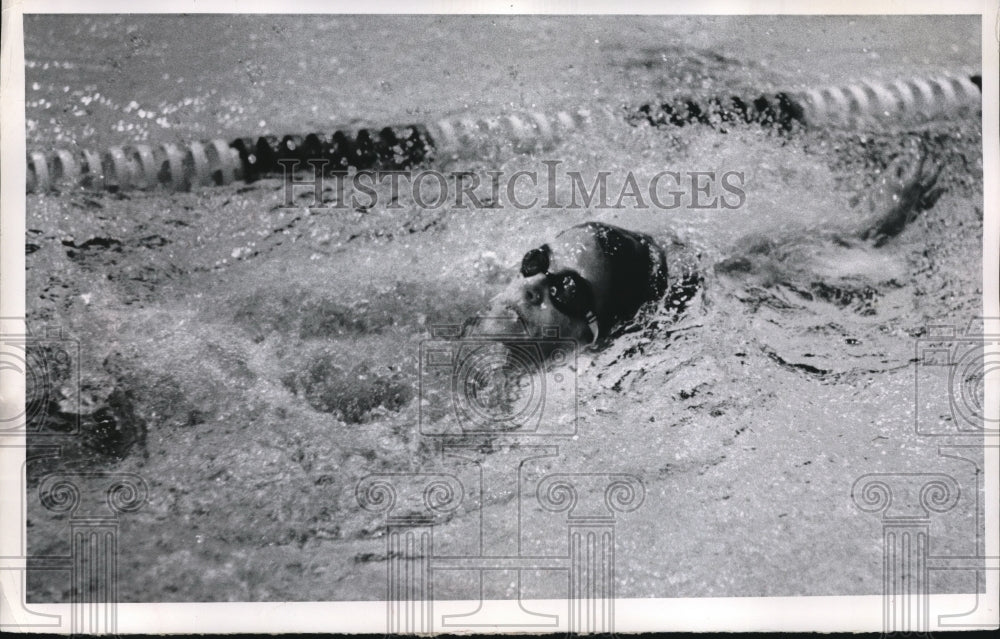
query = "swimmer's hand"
(854, 151, 945, 245)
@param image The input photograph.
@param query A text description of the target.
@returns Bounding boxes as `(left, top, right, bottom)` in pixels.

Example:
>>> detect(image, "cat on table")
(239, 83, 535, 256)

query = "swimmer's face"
(483, 227, 613, 345)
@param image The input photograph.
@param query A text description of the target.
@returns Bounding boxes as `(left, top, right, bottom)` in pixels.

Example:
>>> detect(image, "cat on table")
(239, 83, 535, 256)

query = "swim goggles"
(520, 244, 600, 344)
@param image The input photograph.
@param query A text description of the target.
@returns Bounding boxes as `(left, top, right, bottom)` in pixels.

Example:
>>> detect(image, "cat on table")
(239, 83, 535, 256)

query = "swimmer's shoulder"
(660, 230, 703, 308)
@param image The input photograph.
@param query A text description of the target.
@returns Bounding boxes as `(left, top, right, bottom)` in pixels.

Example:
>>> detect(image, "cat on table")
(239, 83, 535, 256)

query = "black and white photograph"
(1, 1, 997, 634)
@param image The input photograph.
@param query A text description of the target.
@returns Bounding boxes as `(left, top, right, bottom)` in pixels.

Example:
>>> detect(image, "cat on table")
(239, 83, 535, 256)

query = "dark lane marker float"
(25, 73, 982, 194)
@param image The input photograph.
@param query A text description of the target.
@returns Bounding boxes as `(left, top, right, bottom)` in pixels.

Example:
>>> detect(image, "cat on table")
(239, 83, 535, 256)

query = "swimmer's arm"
(852, 152, 945, 246)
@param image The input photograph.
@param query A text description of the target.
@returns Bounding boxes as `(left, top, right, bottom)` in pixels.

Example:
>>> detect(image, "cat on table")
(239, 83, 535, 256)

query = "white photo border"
(1, 0, 997, 633)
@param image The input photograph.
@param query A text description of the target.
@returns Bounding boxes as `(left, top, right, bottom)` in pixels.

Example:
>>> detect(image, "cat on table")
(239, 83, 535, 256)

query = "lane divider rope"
(26, 73, 981, 195)
(791, 73, 981, 128)
(630, 73, 981, 131)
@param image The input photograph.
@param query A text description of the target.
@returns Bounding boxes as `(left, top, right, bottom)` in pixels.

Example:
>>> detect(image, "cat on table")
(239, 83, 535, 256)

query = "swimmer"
(480, 151, 944, 350)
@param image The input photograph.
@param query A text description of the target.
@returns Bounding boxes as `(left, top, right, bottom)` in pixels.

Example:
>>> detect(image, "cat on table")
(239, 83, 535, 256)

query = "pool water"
(22, 15, 983, 602)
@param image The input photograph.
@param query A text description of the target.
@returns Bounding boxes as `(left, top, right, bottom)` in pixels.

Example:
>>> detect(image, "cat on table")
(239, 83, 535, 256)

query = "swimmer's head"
(479, 222, 668, 348)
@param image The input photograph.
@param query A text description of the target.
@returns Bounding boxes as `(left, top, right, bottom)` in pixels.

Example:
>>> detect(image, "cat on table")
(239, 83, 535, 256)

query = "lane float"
(427, 107, 614, 157)
(26, 73, 982, 194)
(629, 93, 804, 130)
(632, 73, 982, 131)
(791, 74, 982, 128)
(157, 143, 186, 191)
